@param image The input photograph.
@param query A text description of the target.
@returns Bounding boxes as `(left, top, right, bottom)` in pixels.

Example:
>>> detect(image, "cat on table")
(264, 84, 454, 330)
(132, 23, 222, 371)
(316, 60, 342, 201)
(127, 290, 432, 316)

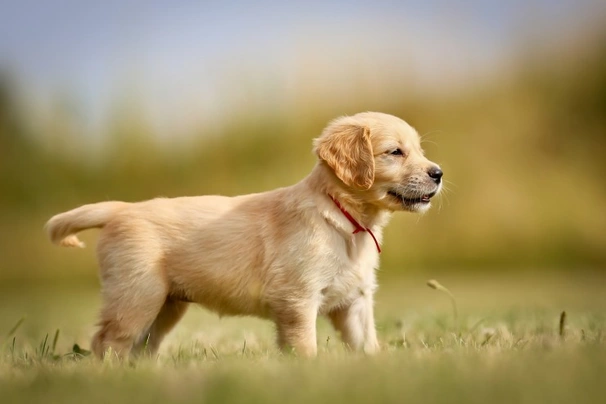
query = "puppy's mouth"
(388, 190, 436, 206)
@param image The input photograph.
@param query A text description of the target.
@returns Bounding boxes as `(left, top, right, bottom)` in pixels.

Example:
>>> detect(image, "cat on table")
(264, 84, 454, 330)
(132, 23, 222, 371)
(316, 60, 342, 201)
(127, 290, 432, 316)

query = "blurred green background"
(1, 1, 605, 286)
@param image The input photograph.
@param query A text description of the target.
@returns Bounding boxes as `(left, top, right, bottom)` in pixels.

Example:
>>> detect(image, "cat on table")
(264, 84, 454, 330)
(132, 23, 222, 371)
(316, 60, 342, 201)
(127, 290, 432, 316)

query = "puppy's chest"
(318, 245, 378, 312)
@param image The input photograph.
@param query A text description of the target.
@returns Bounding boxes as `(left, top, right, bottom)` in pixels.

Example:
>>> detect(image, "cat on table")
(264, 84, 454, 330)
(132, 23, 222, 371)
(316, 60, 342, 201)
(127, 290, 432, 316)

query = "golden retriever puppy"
(45, 112, 443, 358)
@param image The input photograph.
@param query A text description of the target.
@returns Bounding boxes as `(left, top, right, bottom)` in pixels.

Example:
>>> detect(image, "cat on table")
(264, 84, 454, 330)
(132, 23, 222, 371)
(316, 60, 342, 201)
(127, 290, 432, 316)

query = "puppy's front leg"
(328, 292, 380, 354)
(274, 305, 318, 357)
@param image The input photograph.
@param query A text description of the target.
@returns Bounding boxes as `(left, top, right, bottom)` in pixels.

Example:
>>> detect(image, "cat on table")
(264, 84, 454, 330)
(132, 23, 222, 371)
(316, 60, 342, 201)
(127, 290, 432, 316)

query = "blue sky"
(1, 0, 604, 135)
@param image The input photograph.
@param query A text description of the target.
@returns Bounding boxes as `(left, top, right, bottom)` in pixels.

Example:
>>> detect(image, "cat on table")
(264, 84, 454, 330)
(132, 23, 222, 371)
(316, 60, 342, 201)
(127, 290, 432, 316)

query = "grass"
(1, 272, 605, 404)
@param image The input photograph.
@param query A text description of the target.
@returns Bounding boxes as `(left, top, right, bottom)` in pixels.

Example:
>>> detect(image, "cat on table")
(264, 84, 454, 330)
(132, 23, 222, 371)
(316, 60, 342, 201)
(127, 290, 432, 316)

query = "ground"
(1, 271, 604, 404)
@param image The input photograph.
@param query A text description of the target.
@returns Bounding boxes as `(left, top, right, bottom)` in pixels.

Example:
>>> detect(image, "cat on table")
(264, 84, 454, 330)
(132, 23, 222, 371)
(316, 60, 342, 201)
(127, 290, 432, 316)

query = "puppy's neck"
(305, 163, 387, 229)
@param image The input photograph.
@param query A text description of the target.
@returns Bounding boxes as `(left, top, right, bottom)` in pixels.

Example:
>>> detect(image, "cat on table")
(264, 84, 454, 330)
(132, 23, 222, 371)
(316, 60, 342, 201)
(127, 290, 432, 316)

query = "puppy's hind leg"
(91, 252, 169, 359)
(132, 298, 189, 357)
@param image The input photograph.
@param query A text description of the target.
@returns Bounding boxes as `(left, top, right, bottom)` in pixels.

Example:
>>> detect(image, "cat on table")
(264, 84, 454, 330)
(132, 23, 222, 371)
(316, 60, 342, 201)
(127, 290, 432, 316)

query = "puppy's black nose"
(427, 167, 443, 184)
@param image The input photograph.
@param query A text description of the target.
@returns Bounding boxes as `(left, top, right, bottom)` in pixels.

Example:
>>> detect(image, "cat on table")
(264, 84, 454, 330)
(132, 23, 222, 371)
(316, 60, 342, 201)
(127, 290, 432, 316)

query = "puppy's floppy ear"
(314, 122, 375, 190)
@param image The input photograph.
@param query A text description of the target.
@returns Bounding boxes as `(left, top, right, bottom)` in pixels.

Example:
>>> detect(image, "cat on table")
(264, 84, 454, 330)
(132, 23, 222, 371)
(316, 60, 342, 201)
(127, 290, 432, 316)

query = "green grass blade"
(6, 317, 25, 337)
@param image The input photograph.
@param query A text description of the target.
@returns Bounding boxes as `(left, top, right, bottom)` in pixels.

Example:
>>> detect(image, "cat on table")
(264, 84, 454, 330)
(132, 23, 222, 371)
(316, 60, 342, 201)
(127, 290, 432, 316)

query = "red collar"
(329, 196, 381, 253)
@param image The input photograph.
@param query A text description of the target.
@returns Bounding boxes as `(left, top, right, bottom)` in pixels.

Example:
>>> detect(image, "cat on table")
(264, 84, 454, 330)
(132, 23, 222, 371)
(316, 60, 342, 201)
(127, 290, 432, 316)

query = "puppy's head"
(314, 112, 442, 213)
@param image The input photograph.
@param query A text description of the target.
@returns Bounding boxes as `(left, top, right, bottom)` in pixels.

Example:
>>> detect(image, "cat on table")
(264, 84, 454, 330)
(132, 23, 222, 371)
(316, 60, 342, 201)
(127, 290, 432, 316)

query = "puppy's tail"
(45, 201, 130, 248)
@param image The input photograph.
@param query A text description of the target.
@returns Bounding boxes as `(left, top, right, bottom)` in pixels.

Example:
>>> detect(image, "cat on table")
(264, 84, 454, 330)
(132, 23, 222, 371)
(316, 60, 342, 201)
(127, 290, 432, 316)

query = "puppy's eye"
(389, 149, 404, 156)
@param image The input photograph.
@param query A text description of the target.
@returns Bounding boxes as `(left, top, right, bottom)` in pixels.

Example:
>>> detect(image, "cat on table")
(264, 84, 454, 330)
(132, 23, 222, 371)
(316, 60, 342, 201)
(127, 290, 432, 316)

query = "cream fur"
(45, 112, 442, 358)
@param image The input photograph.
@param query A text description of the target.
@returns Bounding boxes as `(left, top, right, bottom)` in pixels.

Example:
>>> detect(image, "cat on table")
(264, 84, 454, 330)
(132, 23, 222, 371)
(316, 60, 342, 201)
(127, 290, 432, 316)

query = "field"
(1, 272, 604, 404)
